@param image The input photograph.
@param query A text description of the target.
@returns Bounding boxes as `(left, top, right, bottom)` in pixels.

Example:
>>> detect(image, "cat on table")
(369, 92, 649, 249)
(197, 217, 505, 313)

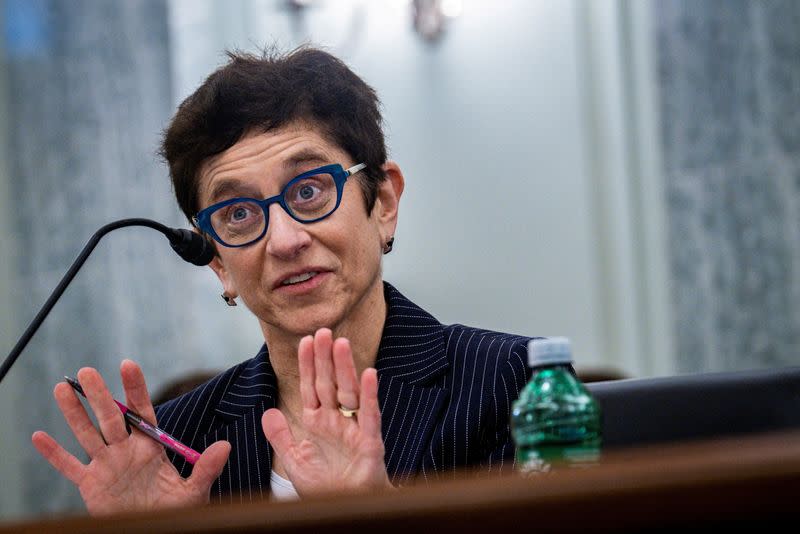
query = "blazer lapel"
(207, 346, 277, 502)
(377, 283, 451, 485)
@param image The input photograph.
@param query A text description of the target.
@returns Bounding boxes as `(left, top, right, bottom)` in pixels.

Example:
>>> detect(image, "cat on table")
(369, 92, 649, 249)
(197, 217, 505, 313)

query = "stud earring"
(221, 293, 237, 307)
(383, 236, 395, 255)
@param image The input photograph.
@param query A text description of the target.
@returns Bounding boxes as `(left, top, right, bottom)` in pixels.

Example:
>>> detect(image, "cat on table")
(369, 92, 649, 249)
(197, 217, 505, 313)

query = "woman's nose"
(264, 204, 312, 259)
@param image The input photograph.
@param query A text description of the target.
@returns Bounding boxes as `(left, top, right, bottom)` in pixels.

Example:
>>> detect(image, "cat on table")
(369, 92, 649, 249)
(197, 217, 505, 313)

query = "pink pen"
(64, 375, 201, 465)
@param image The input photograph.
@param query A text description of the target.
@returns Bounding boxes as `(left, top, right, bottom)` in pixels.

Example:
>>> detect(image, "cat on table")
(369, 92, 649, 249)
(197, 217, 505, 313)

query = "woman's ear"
(191, 226, 237, 299)
(375, 161, 405, 236)
(208, 254, 238, 300)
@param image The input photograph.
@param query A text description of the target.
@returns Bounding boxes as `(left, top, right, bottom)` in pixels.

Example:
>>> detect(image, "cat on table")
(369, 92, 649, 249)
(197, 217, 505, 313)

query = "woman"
(32, 46, 532, 514)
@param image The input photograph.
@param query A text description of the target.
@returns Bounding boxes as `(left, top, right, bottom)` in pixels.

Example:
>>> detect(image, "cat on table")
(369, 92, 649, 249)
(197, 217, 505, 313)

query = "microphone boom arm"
(0, 217, 213, 385)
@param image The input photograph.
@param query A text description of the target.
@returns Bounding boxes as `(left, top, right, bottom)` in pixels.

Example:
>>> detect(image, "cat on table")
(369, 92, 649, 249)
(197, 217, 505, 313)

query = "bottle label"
(563, 446, 601, 464)
(518, 454, 551, 474)
(516, 444, 600, 475)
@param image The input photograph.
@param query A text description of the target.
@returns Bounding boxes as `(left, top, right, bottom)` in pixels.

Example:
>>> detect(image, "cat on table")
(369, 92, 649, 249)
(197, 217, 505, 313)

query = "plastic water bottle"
(510, 337, 602, 473)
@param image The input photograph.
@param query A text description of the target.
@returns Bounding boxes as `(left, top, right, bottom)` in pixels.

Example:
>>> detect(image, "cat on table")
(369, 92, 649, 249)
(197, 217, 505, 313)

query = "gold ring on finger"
(338, 404, 358, 418)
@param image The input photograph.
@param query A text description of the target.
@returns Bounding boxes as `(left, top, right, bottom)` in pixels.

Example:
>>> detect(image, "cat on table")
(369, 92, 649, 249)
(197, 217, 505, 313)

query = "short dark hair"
(160, 45, 387, 223)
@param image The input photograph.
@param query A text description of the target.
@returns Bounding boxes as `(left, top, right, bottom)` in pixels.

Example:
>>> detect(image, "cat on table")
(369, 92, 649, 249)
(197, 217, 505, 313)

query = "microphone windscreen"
(169, 229, 216, 266)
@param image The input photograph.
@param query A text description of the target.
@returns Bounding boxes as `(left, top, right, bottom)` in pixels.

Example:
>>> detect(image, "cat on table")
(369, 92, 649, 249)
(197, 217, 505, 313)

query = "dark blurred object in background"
(152, 370, 222, 405)
(576, 366, 628, 383)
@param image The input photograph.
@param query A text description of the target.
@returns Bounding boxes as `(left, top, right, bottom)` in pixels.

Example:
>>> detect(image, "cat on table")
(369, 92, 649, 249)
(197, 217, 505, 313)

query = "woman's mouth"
(281, 271, 318, 286)
(275, 270, 330, 294)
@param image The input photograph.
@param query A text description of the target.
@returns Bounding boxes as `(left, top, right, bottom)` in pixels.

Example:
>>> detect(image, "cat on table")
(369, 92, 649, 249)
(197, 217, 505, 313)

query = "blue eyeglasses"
(193, 162, 366, 248)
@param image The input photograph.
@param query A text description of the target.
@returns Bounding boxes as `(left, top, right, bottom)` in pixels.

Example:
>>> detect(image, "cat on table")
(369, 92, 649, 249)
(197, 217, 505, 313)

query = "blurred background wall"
(0, 0, 798, 522)
(656, 0, 800, 373)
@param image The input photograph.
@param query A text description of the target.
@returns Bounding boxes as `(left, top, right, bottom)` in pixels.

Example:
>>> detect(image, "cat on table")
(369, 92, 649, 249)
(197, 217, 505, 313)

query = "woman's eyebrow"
(204, 148, 333, 204)
(206, 179, 260, 204)
(283, 148, 332, 171)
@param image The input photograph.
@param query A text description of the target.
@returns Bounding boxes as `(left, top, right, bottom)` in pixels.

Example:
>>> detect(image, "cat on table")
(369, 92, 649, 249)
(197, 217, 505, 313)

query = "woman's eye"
(223, 202, 258, 224)
(285, 174, 335, 217)
(231, 206, 249, 221)
(297, 184, 320, 201)
(288, 178, 324, 204)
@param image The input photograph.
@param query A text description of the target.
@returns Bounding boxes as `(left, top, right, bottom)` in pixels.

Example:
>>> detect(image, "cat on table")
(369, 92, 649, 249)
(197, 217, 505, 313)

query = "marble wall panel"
(656, 0, 800, 373)
(2, 0, 262, 519)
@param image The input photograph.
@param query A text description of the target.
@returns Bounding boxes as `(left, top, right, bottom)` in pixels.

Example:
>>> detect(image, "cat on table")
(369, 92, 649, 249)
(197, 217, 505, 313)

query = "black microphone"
(166, 227, 217, 266)
(0, 218, 215, 384)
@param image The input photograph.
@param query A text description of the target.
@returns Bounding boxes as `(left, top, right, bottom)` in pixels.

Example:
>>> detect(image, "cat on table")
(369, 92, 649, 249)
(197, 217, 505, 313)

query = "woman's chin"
(266, 309, 343, 337)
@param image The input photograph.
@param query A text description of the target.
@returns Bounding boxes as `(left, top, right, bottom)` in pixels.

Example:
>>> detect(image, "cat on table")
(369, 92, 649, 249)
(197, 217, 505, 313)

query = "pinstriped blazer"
(154, 282, 533, 502)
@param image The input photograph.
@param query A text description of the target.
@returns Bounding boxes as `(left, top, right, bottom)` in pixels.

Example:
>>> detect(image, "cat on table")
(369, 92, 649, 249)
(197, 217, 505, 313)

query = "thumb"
(188, 440, 231, 492)
(262, 408, 295, 459)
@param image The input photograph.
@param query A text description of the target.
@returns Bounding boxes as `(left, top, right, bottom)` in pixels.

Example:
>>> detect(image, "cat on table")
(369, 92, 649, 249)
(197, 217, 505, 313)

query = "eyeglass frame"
(193, 162, 367, 248)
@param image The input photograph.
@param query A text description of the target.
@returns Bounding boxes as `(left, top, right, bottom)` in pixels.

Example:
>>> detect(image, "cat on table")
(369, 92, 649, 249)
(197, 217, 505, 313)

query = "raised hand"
(32, 360, 231, 516)
(261, 329, 391, 496)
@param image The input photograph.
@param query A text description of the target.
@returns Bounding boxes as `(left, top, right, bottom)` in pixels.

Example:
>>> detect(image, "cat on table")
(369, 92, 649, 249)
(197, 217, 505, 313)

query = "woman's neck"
(261, 279, 387, 415)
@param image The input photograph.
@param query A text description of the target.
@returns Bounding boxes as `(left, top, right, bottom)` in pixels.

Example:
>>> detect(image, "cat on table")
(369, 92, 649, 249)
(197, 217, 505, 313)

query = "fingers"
(333, 338, 359, 411)
(31, 430, 86, 485)
(298, 335, 319, 410)
(300, 330, 372, 422)
(120, 359, 157, 423)
(358, 368, 381, 438)
(77, 367, 129, 445)
(54, 382, 107, 457)
(188, 440, 231, 492)
(313, 329, 337, 409)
